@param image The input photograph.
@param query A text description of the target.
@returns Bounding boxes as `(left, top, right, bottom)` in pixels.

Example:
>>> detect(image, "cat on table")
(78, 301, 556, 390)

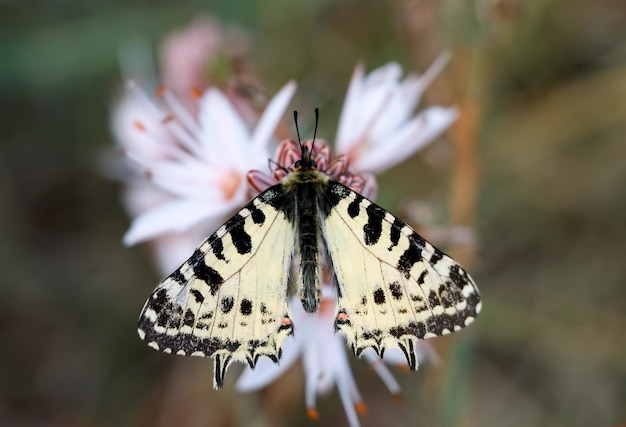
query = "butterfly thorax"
(280, 154, 330, 313)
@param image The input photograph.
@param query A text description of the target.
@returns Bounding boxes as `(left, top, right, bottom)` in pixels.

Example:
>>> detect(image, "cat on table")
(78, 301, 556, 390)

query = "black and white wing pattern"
(321, 182, 481, 369)
(137, 187, 295, 388)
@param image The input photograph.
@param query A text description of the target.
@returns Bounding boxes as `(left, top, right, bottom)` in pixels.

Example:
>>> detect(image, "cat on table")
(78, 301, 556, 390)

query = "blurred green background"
(2, 0, 625, 426)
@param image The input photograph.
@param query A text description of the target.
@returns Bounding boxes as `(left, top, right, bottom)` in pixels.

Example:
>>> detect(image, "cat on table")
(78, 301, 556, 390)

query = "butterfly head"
(294, 147, 318, 171)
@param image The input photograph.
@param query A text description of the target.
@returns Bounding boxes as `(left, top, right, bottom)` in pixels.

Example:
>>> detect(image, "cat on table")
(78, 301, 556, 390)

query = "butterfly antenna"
(311, 107, 319, 154)
(293, 110, 302, 147)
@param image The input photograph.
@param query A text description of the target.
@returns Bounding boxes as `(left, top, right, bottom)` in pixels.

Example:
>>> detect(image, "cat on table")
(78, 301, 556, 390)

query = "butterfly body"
(138, 141, 481, 388)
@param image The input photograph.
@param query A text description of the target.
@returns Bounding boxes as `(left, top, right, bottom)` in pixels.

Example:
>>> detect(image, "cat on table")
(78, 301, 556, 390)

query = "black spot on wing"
(229, 216, 252, 254)
(388, 217, 403, 249)
(389, 281, 403, 300)
(373, 288, 386, 305)
(347, 195, 362, 218)
(429, 248, 444, 265)
(156, 304, 183, 329)
(190, 289, 205, 303)
(363, 204, 384, 245)
(438, 284, 456, 308)
(170, 269, 185, 284)
(408, 231, 426, 247)
(150, 288, 168, 313)
(410, 293, 424, 303)
(448, 264, 468, 289)
(397, 234, 423, 278)
(248, 202, 266, 225)
(221, 296, 234, 314)
(240, 299, 252, 316)
(183, 309, 195, 327)
(428, 290, 441, 308)
(190, 249, 223, 295)
(417, 270, 428, 285)
(210, 238, 226, 261)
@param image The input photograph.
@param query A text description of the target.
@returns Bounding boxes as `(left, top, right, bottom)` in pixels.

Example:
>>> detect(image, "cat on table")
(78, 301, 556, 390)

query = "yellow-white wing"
(321, 183, 481, 369)
(137, 187, 295, 388)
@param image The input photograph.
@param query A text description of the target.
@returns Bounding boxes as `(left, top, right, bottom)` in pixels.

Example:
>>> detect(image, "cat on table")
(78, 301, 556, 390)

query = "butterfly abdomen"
(294, 179, 323, 313)
(281, 167, 331, 314)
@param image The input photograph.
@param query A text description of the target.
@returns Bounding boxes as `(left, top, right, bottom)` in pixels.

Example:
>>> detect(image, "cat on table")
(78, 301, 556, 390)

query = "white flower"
(335, 54, 458, 174)
(111, 81, 295, 272)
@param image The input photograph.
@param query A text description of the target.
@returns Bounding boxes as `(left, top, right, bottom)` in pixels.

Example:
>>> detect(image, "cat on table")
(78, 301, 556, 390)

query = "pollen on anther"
(134, 121, 146, 132)
(191, 86, 202, 99)
(368, 358, 383, 371)
(392, 393, 405, 405)
(355, 402, 368, 415)
(155, 85, 166, 97)
(306, 407, 320, 421)
(162, 114, 175, 124)
(143, 168, 153, 178)
(396, 363, 411, 373)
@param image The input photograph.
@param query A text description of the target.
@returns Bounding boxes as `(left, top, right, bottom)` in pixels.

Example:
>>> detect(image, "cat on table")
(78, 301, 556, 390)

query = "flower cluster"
(110, 18, 455, 427)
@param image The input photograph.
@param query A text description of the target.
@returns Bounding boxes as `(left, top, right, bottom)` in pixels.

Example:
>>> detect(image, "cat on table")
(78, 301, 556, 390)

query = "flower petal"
(336, 63, 365, 153)
(198, 89, 249, 164)
(123, 198, 235, 245)
(250, 81, 296, 155)
(353, 106, 458, 173)
(235, 335, 302, 392)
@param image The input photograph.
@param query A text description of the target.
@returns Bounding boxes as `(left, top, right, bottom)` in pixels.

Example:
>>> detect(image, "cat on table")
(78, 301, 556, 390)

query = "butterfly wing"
(320, 182, 481, 369)
(137, 186, 295, 388)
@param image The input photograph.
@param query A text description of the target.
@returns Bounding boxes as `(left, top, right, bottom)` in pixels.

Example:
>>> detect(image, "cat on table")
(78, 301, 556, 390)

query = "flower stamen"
(191, 86, 202, 99)
(393, 393, 404, 405)
(220, 171, 242, 200)
(134, 121, 146, 132)
(306, 407, 320, 421)
(155, 85, 166, 97)
(161, 114, 176, 124)
(354, 402, 368, 415)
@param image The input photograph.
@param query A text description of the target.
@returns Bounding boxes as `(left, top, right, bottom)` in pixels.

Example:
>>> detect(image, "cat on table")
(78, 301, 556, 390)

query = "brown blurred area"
(1, 0, 625, 426)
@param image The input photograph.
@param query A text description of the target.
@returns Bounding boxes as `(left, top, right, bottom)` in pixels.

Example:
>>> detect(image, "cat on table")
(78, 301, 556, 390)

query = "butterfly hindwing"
(137, 186, 296, 387)
(321, 182, 481, 368)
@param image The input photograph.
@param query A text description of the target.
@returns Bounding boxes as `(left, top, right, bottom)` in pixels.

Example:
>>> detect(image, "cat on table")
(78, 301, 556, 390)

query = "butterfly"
(137, 109, 481, 388)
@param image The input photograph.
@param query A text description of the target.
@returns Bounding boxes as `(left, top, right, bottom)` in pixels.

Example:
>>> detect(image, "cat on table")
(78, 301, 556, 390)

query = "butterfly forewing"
(321, 182, 481, 368)
(137, 187, 296, 387)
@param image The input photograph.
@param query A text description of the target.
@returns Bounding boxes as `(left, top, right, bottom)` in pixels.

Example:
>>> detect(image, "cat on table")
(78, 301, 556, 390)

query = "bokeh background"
(2, 0, 625, 426)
